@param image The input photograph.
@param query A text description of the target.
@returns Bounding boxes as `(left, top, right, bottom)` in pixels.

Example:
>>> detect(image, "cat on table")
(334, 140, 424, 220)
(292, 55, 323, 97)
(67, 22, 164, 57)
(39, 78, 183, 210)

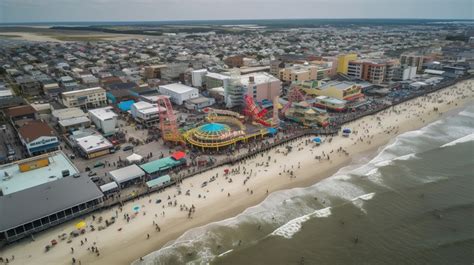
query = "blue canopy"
(312, 137, 322, 143)
(343, 128, 351, 133)
(118, 100, 135, 112)
(267, 128, 278, 136)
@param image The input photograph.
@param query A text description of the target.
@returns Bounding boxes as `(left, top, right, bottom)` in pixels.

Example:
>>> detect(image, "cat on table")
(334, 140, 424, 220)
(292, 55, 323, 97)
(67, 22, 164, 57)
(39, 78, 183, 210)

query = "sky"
(0, 0, 472, 23)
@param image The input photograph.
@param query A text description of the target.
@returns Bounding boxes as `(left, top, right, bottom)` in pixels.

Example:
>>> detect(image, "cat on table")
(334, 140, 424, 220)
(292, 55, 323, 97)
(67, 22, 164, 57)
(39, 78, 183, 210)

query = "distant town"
(0, 19, 472, 247)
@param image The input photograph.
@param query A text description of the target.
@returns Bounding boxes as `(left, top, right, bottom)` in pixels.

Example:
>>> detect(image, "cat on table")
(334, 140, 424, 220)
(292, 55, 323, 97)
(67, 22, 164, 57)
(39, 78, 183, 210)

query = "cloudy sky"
(0, 0, 472, 23)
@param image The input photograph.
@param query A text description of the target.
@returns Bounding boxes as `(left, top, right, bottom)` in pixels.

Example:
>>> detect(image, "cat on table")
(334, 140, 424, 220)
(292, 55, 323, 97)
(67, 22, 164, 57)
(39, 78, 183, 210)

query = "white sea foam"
(218, 249, 233, 257)
(440, 133, 474, 148)
(137, 106, 474, 265)
(352, 192, 376, 201)
(271, 207, 332, 239)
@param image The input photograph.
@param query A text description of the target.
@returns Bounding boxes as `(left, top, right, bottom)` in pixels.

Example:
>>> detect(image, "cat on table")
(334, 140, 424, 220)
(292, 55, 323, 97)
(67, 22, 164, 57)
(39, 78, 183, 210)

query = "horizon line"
(1, 17, 473, 25)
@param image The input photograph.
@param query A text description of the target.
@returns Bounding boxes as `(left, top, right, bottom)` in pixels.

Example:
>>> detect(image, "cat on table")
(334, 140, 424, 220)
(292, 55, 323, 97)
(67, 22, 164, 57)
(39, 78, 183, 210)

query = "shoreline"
(0, 79, 472, 265)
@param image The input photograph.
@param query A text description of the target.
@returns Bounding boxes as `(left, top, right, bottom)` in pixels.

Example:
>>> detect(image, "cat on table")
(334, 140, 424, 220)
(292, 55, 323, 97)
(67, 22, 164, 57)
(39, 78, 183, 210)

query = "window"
(41, 217, 49, 225)
(33, 220, 42, 228)
(24, 223, 33, 231)
(65, 209, 72, 216)
(15, 226, 25, 234)
(7, 229, 15, 237)
(50, 214, 58, 221)
(57, 211, 65, 219)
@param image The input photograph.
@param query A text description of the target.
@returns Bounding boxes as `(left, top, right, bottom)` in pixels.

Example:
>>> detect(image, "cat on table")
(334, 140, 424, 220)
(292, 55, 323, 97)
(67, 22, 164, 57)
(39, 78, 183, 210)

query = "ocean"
(137, 105, 474, 265)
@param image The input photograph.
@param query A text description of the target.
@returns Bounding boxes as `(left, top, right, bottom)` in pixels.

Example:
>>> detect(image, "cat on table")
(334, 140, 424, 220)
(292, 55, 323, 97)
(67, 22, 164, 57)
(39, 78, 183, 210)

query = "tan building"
(314, 81, 363, 101)
(144, 65, 167, 79)
(400, 54, 424, 72)
(347, 59, 398, 84)
(279, 64, 318, 82)
(61, 87, 107, 109)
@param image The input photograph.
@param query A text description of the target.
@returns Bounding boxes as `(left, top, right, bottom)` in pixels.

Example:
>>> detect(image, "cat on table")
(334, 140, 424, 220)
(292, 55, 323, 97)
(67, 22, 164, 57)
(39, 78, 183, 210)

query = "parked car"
(94, 162, 105, 168)
(123, 145, 133, 151)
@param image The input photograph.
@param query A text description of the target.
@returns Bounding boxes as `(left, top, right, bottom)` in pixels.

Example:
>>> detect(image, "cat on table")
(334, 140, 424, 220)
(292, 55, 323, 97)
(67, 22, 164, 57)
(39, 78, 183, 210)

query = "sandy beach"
(0, 79, 472, 265)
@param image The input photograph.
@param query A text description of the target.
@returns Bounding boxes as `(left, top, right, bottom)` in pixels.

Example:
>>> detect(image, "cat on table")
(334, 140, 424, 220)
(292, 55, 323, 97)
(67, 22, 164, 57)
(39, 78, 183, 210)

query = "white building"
(184, 96, 216, 110)
(191, 69, 207, 87)
(401, 66, 418, 80)
(130, 101, 165, 125)
(159, 83, 199, 105)
(61, 87, 107, 109)
(88, 106, 118, 136)
(75, 134, 113, 159)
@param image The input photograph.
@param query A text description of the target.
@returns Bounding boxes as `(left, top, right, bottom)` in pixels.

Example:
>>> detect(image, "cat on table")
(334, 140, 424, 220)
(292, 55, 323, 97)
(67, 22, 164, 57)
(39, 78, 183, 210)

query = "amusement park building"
(314, 81, 363, 101)
(158, 83, 199, 105)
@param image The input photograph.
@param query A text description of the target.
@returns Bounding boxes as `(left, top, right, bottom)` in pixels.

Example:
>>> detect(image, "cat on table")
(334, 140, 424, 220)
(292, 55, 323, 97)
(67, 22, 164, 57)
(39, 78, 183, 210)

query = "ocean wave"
(271, 207, 332, 239)
(440, 133, 474, 148)
(135, 105, 474, 265)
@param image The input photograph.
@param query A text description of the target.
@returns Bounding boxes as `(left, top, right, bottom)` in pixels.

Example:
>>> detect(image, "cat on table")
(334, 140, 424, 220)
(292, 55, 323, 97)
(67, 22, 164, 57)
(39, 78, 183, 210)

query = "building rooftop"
(160, 83, 197, 94)
(0, 151, 79, 196)
(76, 134, 113, 153)
(62, 86, 105, 96)
(4, 105, 36, 118)
(140, 157, 184, 174)
(18, 120, 55, 143)
(109, 164, 145, 184)
(0, 174, 102, 232)
(240, 72, 280, 86)
(52, 107, 87, 120)
(88, 106, 117, 121)
(206, 72, 230, 80)
(320, 81, 358, 90)
(58, 116, 91, 127)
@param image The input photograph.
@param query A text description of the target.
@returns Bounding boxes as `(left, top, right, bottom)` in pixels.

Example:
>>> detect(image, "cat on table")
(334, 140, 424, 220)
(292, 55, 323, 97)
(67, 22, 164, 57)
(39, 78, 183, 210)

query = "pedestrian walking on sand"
(147, 234, 150, 239)
(71, 247, 74, 253)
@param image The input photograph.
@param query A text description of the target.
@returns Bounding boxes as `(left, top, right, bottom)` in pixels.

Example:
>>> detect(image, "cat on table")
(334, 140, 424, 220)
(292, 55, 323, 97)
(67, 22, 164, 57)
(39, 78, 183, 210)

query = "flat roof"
(206, 72, 230, 80)
(0, 174, 103, 232)
(140, 157, 184, 174)
(146, 175, 171, 188)
(320, 81, 358, 90)
(76, 134, 113, 153)
(62, 87, 105, 95)
(58, 116, 91, 127)
(109, 164, 145, 184)
(0, 151, 79, 196)
(316, 96, 346, 105)
(99, 182, 118, 193)
(159, 83, 197, 94)
(88, 106, 117, 121)
(240, 72, 280, 86)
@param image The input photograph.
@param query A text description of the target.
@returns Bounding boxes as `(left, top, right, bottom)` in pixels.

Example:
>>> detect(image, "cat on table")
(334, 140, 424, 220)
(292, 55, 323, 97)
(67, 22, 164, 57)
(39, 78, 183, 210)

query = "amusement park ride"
(156, 95, 184, 144)
(281, 86, 306, 116)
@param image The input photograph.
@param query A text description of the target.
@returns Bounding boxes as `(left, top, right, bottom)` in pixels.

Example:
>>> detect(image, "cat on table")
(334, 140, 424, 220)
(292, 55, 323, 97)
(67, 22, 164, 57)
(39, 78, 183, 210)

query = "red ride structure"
(243, 94, 271, 127)
(156, 96, 183, 143)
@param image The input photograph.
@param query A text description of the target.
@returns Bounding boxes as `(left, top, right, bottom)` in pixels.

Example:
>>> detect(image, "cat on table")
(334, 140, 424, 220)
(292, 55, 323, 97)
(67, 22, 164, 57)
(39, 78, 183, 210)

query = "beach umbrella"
(75, 221, 86, 230)
(312, 137, 322, 143)
(133, 205, 141, 212)
(343, 128, 352, 134)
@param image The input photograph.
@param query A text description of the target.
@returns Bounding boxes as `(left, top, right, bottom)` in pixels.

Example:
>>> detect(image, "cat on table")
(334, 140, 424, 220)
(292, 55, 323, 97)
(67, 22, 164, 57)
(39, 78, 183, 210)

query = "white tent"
(126, 153, 143, 163)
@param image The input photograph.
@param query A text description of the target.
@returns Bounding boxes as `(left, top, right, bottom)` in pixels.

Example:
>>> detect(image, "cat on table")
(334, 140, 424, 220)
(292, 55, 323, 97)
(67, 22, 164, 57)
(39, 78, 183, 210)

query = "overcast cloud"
(0, 0, 472, 23)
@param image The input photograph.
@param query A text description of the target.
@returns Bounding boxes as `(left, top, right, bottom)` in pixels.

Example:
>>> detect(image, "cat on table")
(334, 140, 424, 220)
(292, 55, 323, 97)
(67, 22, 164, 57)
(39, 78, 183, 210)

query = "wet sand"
(0, 79, 472, 265)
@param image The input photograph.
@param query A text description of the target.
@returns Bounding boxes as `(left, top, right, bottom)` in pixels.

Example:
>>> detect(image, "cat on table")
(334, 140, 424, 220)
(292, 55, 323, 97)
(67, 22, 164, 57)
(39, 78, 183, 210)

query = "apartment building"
(337, 53, 358, 74)
(61, 87, 107, 109)
(400, 54, 424, 72)
(347, 59, 397, 84)
(279, 64, 318, 82)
